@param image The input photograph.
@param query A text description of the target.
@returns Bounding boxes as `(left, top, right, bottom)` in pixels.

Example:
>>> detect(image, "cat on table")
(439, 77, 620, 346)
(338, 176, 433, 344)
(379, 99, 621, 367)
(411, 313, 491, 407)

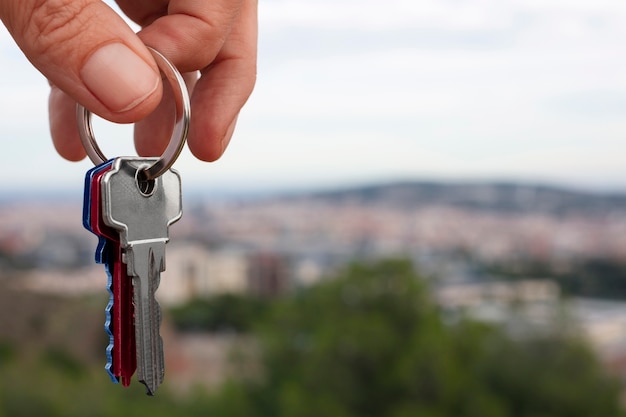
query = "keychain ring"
(77, 46, 190, 180)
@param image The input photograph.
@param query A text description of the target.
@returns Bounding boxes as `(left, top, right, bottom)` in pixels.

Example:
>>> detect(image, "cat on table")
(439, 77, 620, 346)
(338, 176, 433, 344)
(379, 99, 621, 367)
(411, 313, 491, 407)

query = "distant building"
(160, 242, 248, 305)
(435, 280, 562, 332)
(247, 253, 290, 298)
(436, 279, 560, 310)
(291, 257, 325, 287)
(569, 299, 626, 359)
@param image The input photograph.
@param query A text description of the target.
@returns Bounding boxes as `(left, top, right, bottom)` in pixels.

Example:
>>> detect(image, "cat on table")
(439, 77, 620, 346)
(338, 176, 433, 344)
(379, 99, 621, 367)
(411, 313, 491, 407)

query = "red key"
(91, 166, 136, 387)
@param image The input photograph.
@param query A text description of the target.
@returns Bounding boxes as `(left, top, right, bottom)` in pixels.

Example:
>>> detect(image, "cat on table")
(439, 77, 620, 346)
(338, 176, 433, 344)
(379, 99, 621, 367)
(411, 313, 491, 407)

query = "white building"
(158, 242, 249, 306)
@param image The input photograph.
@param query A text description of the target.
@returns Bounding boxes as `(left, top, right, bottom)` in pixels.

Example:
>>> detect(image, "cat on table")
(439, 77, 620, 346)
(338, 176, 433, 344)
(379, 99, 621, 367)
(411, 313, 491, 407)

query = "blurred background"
(2, 0, 626, 415)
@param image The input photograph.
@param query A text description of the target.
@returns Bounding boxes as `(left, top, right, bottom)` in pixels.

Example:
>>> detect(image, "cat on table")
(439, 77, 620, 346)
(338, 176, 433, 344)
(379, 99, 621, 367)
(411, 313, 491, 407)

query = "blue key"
(82, 160, 118, 383)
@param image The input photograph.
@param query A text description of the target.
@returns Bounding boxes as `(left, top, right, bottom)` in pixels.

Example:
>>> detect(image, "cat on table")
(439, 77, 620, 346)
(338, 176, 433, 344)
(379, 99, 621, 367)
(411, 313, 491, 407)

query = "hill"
(290, 181, 626, 216)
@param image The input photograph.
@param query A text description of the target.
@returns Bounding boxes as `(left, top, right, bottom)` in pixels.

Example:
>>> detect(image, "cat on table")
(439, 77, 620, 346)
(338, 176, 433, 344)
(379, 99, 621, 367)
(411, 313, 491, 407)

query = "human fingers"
(0, 0, 162, 123)
(48, 67, 196, 162)
(186, 0, 258, 161)
(49, 86, 86, 161)
(134, 72, 198, 157)
(113, 0, 167, 27)
(130, 0, 257, 161)
(0, 0, 167, 161)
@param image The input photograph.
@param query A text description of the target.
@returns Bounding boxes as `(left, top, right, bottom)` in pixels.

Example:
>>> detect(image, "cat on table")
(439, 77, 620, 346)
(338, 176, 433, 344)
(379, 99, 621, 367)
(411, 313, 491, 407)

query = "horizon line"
(3, 176, 626, 202)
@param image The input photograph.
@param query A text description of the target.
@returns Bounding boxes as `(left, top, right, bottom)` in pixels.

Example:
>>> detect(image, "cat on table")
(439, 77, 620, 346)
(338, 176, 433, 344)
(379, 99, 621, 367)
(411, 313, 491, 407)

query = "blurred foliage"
(216, 258, 625, 417)
(0, 342, 15, 365)
(487, 257, 626, 299)
(0, 348, 216, 417)
(169, 293, 269, 333)
(0, 258, 624, 416)
(0, 250, 34, 272)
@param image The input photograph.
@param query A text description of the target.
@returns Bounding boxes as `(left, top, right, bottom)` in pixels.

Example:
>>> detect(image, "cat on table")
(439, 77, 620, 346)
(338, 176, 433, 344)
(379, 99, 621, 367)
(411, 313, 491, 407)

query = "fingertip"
(61, 147, 88, 162)
(49, 87, 87, 162)
(188, 116, 238, 162)
(187, 137, 222, 162)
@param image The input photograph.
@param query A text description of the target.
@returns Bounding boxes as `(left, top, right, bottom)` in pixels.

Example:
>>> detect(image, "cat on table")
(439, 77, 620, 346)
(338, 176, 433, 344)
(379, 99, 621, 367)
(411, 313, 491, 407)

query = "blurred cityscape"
(3, 180, 626, 397)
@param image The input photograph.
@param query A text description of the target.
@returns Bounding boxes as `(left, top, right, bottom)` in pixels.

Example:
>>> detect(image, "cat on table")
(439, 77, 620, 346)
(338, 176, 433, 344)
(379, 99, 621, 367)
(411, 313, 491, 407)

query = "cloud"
(244, 0, 626, 190)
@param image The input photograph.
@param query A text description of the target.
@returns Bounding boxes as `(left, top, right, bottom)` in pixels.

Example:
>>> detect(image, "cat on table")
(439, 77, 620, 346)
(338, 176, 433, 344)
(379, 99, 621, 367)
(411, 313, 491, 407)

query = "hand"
(0, 0, 258, 162)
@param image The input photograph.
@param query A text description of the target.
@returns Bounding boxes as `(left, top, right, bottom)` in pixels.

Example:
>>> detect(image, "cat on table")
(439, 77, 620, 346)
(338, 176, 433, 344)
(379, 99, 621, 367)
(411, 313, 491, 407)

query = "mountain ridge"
(283, 180, 626, 216)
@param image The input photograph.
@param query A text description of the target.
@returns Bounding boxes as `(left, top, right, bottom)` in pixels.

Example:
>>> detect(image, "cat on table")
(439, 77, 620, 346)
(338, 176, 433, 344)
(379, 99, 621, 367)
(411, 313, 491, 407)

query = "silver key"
(101, 157, 182, 395)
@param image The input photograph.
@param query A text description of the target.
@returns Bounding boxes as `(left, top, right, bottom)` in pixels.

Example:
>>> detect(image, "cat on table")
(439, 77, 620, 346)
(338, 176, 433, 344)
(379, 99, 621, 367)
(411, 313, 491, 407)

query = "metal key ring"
(77, 46, 190, 180)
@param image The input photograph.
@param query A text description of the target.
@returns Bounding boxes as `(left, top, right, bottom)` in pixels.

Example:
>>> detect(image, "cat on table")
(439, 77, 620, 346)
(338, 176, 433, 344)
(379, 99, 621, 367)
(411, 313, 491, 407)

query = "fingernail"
(80, 43, 159, 113)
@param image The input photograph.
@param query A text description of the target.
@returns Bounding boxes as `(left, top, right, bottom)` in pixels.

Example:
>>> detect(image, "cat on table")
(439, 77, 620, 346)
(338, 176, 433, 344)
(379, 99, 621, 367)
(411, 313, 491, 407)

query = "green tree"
(169, 293, 268, 333)
(212, 258, 624, 417)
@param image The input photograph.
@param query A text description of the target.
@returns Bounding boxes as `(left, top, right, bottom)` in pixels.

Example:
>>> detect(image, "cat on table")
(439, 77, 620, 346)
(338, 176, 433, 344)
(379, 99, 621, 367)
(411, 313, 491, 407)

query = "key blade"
(102, 248, 118, 384)
(132, 244, 165, 395)
(112, 241, 137, 387)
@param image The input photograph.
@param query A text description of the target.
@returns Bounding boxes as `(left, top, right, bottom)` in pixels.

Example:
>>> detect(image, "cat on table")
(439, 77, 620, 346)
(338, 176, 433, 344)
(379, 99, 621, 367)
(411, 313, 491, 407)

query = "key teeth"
(105, 362, 119, 384)
(103, 259, 117, 384)
(94, 236, 108, 264)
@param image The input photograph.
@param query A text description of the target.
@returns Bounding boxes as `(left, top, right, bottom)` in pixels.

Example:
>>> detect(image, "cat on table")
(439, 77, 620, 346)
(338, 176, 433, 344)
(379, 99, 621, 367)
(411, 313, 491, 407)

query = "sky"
(2, 0, 626, 195)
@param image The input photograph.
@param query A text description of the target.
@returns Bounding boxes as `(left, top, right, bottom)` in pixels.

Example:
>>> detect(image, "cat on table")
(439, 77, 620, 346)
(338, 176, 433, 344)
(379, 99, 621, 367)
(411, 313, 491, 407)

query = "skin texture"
(0, 0, 258, 162)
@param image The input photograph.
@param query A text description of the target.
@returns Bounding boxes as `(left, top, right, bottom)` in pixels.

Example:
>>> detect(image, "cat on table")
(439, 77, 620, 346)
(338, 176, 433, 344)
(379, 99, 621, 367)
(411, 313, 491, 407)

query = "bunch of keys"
(78, 47, 189, 396)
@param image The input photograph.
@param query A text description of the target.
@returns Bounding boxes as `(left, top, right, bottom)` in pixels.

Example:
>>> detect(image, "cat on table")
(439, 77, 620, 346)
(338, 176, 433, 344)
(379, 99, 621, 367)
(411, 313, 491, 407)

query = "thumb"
(0, 0, 162, 123)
